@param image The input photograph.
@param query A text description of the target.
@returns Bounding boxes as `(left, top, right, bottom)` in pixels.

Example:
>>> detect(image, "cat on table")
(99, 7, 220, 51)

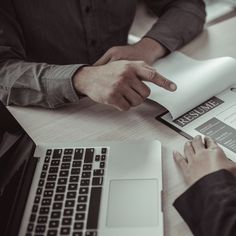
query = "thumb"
(94, 52, 112, 66)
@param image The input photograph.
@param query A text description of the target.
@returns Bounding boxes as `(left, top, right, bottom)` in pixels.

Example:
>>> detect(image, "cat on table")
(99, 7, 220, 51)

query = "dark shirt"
(174, 170, 236, 236)
(0, 0, 206, 108)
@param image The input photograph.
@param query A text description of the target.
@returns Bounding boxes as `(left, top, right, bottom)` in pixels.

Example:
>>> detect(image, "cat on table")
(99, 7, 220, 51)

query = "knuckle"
(147, 69, 156, 82)
(105, 91, 117, 104)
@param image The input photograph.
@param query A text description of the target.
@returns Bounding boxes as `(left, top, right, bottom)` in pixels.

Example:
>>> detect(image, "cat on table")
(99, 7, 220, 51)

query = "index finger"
(135, 64, 177, 92)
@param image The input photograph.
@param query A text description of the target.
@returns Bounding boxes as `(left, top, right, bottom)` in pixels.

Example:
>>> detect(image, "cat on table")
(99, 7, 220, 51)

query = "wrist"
(135, 37, 168, 63)
(73, 66, 92, 95)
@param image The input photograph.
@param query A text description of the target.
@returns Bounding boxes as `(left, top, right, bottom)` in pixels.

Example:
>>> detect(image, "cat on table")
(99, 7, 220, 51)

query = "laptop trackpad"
(106, 179, 159, 227)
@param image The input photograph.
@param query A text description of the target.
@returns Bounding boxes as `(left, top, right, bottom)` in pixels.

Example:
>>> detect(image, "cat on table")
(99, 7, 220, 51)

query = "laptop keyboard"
(26, 147, 108, 236)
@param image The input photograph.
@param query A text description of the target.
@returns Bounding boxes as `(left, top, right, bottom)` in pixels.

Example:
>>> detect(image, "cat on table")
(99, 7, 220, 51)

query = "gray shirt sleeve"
(144, 0, 206, 51)
(0, 9, 82, 108)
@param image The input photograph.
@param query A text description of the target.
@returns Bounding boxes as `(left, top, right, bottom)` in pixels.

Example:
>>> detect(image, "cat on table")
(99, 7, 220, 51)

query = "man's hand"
(73, 60, 176, 111)
(95, 38, 167, 66)
(174, 136, 236, 186)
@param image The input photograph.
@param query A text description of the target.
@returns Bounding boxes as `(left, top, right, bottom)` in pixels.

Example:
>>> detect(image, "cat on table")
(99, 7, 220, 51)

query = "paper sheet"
(146, 52, 236, 119)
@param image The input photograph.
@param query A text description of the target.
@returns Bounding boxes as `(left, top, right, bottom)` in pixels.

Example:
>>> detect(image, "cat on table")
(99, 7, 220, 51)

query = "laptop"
(0, 101, 163, 236)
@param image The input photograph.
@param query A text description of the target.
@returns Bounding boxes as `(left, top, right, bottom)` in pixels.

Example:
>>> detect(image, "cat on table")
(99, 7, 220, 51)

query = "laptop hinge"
(6, 156, 38, 236)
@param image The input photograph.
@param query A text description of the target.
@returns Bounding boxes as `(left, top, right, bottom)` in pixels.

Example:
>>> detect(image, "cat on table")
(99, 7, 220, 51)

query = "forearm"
(144, 0, 206, 51)
(174, 170, 236, 236)
(0, 59, 82, 108)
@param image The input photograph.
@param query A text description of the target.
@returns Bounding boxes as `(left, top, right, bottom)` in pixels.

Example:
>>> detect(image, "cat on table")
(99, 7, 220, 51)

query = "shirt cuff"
(46, 64, 86, 108)
(173, 170, 236, 232)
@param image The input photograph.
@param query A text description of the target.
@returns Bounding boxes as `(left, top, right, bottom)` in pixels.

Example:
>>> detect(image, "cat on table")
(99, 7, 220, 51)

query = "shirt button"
(85, 6, 91, 14)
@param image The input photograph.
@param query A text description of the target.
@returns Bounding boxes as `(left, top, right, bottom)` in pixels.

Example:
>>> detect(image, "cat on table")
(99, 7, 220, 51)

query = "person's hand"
(174, 135, 236, 186)
(73, 60, 176, 111)
(94, 38, 167, 66)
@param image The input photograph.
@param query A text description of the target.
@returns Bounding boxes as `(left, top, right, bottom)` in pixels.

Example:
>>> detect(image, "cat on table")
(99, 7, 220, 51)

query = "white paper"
(146, 52, 236, 119)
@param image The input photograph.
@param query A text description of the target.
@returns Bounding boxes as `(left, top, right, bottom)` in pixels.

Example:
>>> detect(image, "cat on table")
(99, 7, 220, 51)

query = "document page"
(146, 52, 236, 119)
(159, 88, 236, 161)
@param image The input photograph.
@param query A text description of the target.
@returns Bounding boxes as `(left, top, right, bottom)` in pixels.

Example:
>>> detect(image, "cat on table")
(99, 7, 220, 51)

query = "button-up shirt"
(0, 0, 206, 108)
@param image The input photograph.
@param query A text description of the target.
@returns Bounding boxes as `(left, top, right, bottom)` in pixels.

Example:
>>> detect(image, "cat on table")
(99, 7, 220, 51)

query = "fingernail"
(170, 83, 177, 91)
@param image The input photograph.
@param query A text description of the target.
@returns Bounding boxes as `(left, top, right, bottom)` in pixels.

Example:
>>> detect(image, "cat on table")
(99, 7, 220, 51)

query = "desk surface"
(8, 16, 236, 236)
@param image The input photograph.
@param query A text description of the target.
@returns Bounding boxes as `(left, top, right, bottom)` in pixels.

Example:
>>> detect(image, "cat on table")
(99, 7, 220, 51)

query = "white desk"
(8, 17, 236, 236)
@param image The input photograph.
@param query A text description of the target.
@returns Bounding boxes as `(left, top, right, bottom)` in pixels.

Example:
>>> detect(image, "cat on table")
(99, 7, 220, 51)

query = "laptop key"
(93, 169, 104, 176)
(62, 217, 72, 225)
(46, 149, 52, 155)
(65, 200, 75, 207)
(95, 155, 100, 161)
(83, 164, 92, 171)
(58, 178, 67, 185)
(87, 187, 102, 229)
(51, 160, 60, 166)
(47, 229, 58, 236)
(38, 179, 44, 187)
(30, 214, 36, 223)
(82, 172, 91, 178)
(40, 171, 46, 179)
(60, 170, 69, 177)
(42, 198, 52, 206)
(100, 162, 105, 169)
(60, 227, 70, 235)
(77, 204, 86, 211)
(64, 148, 73, 155)
(74, 222, 84, 230)
(92, 177, 103, 186)
(34, 196, 40, 204)
(43, 164, 48, 171)
(61, 163, 70, 169)
(64, 208, 73, 216)
(47, 174, 57, 181)
(85, 232, 97, 236)
(56, 186, 66, 193)
(70, 176, 79, 182)
(36, 187, 43, 195)
(72, 160, 82, 168)
(45, 156, 50, 163)
(63, 155, 72, 162)
(39, 207, 50, 214)
(52, 149, 62, 159)
(79, 187, 89, 194)
(44, 190, 53, 197)
(32, 204, 38, 213)
(67, 191, 76, 199)
(35, 225, 46, 233)
(68, 183, 77, 191)
(38, 216, 48, 224)
(81, 179, 90, 186)
(53, 202, 63, 210)
(71, 168, 80, 175)
(49, 220, 59, 228)
(51, 211, 61, 219)
(46, 182, 55, 189)
(101, 155, 106, 161)
(75, 213, 85, 221)
(54, 194, 64, 201)
(101, 148, 107, 154)
(73, 232, 83, 236)
(78, 195, 88, 203)
(27, 223, 34, 232)
(74, 148, 84, 160)
(49, 167, 59, 174)
(84, 149, 94, 163)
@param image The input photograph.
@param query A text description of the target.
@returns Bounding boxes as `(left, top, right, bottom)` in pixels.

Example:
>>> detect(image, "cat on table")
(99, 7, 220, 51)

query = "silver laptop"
(0, 101, 163, 236)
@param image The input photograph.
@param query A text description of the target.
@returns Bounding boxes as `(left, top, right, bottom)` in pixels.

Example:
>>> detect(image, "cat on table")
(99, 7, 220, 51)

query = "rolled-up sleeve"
(0, 7, 82, 108)
(144, 0, 206, 51)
